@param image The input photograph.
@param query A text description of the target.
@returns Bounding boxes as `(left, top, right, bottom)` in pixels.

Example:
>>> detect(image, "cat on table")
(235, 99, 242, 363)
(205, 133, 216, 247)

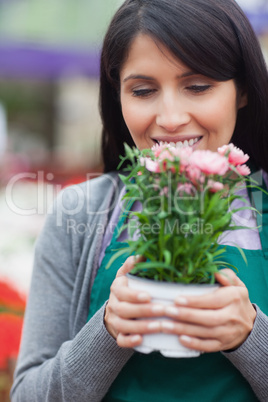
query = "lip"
(192, 136, 202, 150)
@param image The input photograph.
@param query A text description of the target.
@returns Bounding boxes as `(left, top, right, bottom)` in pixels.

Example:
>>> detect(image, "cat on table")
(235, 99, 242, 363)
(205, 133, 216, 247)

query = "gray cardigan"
(11, 173, 268, 401)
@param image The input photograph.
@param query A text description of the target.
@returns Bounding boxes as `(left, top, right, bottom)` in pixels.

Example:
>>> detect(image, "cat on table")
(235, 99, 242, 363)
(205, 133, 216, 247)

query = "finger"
(116, 255, 145, 278)
(114, 316, 161, 335)
(160, 319, 223, 338)
(215, 268, 246, 287)
(178, 332, 243, 353)
(163, 305, 228, 326)
(173, 285, 241, 309)
(111, 276, 151, 303)
(178, 335, 222, 353)
(113, 300, 165, 319)
(117, 333, 143, 348)
(160, 318, 249, 351)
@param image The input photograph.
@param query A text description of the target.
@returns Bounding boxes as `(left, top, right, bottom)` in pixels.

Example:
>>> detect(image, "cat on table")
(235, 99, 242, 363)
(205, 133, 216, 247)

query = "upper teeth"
(159, 137, 200, 148)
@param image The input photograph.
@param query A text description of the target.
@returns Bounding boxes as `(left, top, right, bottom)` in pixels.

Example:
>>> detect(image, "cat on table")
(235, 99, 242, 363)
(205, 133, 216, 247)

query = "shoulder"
(51, 171, 123, 224)
(60, 171, 120, 205)
(35, 172, 123, 263)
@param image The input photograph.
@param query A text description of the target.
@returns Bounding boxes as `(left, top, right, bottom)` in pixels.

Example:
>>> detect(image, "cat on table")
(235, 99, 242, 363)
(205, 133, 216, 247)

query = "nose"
(156, 92, 191, 132)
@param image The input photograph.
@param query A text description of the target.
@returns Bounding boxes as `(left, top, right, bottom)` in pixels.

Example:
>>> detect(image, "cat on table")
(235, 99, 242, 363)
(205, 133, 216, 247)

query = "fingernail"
(165, 306, 179, 316)
(152, 304, 164, 314)
(137, 292, 150, 301)
(148, 321, 160, 330)
(175, 297, 188, 305)
(131, 335, 141, 343)
(180, 335, 192, 343)
(161, 321, 175, 330)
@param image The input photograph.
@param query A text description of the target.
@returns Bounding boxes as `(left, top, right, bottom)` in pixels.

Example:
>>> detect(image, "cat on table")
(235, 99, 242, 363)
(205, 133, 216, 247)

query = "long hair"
(100, 0, 268, 172)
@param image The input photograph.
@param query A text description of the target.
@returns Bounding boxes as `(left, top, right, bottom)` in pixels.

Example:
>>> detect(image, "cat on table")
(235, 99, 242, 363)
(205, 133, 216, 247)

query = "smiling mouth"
(153, 137, 202, 148)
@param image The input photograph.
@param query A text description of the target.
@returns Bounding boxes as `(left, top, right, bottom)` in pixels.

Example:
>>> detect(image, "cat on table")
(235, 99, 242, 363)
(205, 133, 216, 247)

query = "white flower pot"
(127, 274, 220, 358)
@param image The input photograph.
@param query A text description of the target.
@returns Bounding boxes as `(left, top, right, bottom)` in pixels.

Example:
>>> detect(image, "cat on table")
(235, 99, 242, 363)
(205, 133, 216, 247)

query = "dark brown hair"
(100, 0, 268, 172)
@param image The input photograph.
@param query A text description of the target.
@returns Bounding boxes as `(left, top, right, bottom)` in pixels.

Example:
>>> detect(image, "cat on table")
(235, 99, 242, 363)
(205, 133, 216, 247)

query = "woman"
(11, 0, 268, 401)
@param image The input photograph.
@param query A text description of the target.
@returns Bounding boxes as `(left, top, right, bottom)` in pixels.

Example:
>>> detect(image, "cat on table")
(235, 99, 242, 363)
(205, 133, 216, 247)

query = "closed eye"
(186, 85, 212, 93)
(132, 88, 157, 98)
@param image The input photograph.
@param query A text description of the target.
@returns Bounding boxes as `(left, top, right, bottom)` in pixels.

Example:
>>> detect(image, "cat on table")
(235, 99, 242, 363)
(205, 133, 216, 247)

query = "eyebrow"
(122, 71, 197, 83)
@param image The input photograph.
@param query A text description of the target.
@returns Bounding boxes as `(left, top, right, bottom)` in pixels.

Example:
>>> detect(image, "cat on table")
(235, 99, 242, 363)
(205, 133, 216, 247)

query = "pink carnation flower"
(189, 150, 229, 176)
(186, 165, 202, 184)
(152, 143, 164, 157)
(177, 183, 196, 196)
(236, 164, 251, 176)
(207, 180, 224, 193)
(217, 144, 231, 156)
(152, 142, 176, 157)
(158, 150, 175, 162)
(171, 146, 193, 166)
(160, 186, 169, 196)
(140, 157, 160, 173)
(152, 143, 193, 161)
(218, 143, 249, 166)
(154, 145, 193, 172)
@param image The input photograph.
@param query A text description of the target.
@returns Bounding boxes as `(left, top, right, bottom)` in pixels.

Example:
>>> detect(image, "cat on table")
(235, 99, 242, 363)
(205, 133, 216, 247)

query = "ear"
(237, 89, 248, 110)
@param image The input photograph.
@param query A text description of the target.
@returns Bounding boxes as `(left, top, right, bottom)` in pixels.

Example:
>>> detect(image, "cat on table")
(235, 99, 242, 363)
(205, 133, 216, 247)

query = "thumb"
(116, 255, 145, 278)
(215, 268, 245, 287)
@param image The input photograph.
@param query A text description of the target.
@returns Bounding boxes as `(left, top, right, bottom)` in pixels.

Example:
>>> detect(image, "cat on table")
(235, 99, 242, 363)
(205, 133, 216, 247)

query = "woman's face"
(120, 35, 247, 151)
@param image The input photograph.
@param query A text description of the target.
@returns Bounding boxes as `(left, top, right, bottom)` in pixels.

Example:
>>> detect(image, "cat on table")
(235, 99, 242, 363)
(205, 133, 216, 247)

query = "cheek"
(121, 100, 152, 136)
(198, 97, 238, 132)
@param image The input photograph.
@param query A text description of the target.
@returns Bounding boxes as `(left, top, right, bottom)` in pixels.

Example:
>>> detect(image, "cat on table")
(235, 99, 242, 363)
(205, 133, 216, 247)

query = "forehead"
(120, 34, 190, 77)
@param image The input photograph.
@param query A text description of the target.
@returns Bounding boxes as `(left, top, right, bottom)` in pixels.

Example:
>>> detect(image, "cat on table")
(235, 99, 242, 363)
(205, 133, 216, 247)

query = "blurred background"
(0, 0, 267, 400)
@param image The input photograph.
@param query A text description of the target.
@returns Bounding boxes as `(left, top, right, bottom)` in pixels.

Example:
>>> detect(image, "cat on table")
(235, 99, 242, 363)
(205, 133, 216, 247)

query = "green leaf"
(163, 250, 172, 265)
(105, 246, 134, 269)
(215, 261, 239, 272)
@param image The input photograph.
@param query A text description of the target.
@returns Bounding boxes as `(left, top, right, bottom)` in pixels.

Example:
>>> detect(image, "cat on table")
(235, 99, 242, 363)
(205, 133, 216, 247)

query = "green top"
(88, 182, 268, 401)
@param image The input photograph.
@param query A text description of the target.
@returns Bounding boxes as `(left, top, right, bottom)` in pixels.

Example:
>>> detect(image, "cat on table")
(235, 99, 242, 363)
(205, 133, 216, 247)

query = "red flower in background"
(0, 314, 24, 370)
(0, 281, 26, 370)
(0, 281, 26, 314)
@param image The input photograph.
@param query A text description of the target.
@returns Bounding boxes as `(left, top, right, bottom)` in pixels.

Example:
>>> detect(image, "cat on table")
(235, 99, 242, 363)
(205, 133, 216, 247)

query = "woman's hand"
(162, 268, 257, 352)
(105, 265, 256, 352)
(104, 256, 165, 348)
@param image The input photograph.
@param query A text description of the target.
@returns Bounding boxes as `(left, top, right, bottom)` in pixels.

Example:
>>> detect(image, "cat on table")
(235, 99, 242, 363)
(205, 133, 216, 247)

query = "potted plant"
(108, 142, 252, 357)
